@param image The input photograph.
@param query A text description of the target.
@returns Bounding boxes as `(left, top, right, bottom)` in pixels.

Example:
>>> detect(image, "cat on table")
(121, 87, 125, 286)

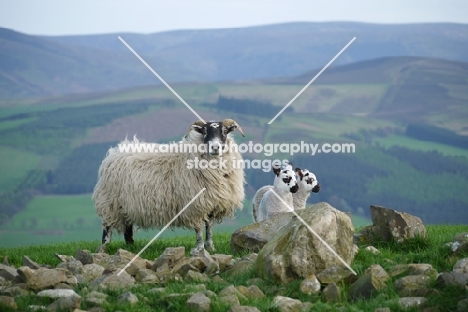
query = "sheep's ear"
(222, 119, 245, 137)
(184, 120, 206, 138)
(273, 166, 281, 176)
(295, 167, 303, 180)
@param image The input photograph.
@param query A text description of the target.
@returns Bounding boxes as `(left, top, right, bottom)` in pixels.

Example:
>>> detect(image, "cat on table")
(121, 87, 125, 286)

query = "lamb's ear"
(222, 119, 245, 137)
(185, 120, 206, 138)
(295, 167, 304, 180)
(273, 166, 281, 176)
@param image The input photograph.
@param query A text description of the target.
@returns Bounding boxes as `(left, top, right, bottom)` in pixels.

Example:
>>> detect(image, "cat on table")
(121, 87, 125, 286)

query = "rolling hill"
(1, 22, 468, 99)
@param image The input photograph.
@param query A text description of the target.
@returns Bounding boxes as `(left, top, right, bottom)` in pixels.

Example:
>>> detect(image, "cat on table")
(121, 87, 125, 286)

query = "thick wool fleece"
(93, 134, 245, 233)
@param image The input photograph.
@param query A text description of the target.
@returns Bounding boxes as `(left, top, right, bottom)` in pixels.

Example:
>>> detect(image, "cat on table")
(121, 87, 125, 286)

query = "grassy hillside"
(0, 225, 467, 311)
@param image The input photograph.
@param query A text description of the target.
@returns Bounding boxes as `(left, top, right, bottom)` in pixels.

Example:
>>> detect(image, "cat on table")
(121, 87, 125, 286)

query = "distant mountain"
(277, 56, 468, 124)
(1, 22, 468, 98)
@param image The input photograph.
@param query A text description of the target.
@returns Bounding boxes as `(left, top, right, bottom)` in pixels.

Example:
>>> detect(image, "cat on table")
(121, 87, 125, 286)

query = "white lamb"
(252, 167, 320, 222)
(93, 119, 246, 252)
(255, 164, 299, 222)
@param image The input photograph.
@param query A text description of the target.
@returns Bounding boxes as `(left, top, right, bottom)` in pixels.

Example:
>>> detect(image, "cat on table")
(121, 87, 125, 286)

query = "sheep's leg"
(102, 225, 112, 244)
(204, 215, 215, 252)
(97, 225, 112, 253)
(124, 224, 134, 245)
(195, 226, 204, 251)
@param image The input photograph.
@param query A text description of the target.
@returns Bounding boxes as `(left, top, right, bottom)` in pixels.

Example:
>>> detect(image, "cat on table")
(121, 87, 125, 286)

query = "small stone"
(23, 256, 41, 269)
(273, 295, 303, 312)
(0, 296, 17, 310)
(212, 275, 226, 284)
(219, 285, 248, 301)
(1, 284, 29, 297)
(453, 258, 468, 273)
(204, 290, 217, 298)
(300, 275, 321, 295)
(76, 249, 94, 265)
(388, 264, 408, 277)
(55, 254, 76, 262)
(118, 291, 138, 305)
(27, 268, 68, 291)
(37, 289, 79, 299)
(219, 294, 240, 307)
(86, 291, 108, 307)
(0, 264, 19, 281)
(437, 272, 468, 288)
(185, 270, 210, 283)
(398, 297, 428, 309)
(407, 264, 438, 278)
(224, 260, 254, 277)
(364, 264, 390, 288)
(16, 266, 35, 283)
(148, 287, 165, 295)
(236, 285, 264, 299)
(317, 266, 355, 284)
(54, 283, 73, 290)
(82, 263, 105, 282)
(46, 294, 81, 312)
(89, 271, 135, 290)
(152, 247, 186, 271)
(321, 283, 341, 303)
(187, 292, 211, 312)
(394, 275, 432, 297)
(364, 246, 380, 255)
(211, 254, 233, 272)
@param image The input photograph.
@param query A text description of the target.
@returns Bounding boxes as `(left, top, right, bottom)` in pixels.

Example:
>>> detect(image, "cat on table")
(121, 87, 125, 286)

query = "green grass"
(0, 225, 467, 311)
(1, 194, 370, 248)
(0, 146, 41, 191)
(375, 134, 468, 158)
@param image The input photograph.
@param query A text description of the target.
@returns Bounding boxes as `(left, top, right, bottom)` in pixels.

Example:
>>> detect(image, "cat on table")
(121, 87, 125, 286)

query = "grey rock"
(86, 291, 108, 307)
(211, 254, 234, 272)
(364, 246, 380, 255)
(27, 268, 68, 291)
(299, 274, 321, 295)
(37, 289, 79, 299)
(22, 256, 41, 269)
(365, 205, 427, 243)
(57, 260, 84, 275)
(185, 270, 210, 283)
(436, 272, 468, 288)
(316, 265, 356, 284)
(118, 291, 138, 305)
(364, 264, 390, 287)
(256, 202, 355, 283)
(54, 283, 73, 290)
(0, 276, 7, 287)
(0, 295, 17, 310)
(16, 266, 35, 283)
(75, 249, 94, 265)
(89, 270, 135, 290)
(152, 247, 186, 271)
(453, 258, 468, 273)
(407, 263, 438, 278)
(219, 294, 240, 307)
(135, 269, 157, 282)
(219, 285, 248, 301)
(228, 307, 261, 312)
(349, 265, 390, 301)
(224, 259, 254, 277)
(394, 275, 432, 296)
(236, 285, 265, 299)
(458, 298, 468, 312)
(46, 294, 81, 312)
(388, 264, 409, 277)
(1, 284, 29, 297)
(321, 283, 341, 303)
(0, 264, 19, 281)
(54, 254, 75, 262)
(273, 295, 304, 312)
(204, 290, 217, 298)
(82, 263, 105, 282)
(397, 297, 428, 309)
(230, 213, 292, 254)
(187, 292, 211, 312)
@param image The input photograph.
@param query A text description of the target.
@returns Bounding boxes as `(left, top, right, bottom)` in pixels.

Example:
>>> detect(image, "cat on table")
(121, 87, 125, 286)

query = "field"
(0, 146, 41, 191)
(0, 225, 467, 311)
(0, 194, 371, 248)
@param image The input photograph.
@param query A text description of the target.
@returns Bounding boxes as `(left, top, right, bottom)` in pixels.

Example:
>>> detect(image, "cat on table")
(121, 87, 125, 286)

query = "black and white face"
(296, 168, 320, 193)
(192, 121, 237, 156)
(273, 164, 299, 193)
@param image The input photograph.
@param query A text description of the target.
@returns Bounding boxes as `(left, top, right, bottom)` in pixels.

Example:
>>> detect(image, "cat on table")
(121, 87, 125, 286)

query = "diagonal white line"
(118, 36, 205, 123)
(268, 37, 356, 124)
(269, 189, 357, 275)
(117, 188, 206, 276)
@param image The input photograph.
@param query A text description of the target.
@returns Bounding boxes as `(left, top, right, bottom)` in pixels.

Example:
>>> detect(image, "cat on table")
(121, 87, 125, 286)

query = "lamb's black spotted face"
(273, 164, 299, 193)
(297, 168, 320, 193)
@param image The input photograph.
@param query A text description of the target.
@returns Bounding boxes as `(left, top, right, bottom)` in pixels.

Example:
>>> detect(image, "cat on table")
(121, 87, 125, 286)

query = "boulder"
(360, 205, 427, 243)
(394, 275, 432, 296)
(89, 271, 135, 290)
(299, 274, 321, 295)
(272, 295, 305, 312)
(186, 292, 211, 312)
(256, 202, 355, 283)
(27, 268, 68, 291)
(230, 213, 293, 253)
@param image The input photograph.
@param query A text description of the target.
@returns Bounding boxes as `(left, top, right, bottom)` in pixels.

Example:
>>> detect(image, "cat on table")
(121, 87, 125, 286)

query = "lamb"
(293, 167, 321, 210)
(255, 163, 299, 222)
(252, 167, 320, 222)
(93, 119, 246, 252)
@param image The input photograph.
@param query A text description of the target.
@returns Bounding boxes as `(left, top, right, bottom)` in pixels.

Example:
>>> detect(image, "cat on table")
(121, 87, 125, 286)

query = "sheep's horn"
(184, 120, 206, 138)
(222, 119, 245, 137)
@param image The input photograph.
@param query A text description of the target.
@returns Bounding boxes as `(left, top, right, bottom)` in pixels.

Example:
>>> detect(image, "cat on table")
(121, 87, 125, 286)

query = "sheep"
(255, 163, 299, 222)
(293, 167, 321, 210)
(92, 119, 246, 252)
(252, 167, 320, 222)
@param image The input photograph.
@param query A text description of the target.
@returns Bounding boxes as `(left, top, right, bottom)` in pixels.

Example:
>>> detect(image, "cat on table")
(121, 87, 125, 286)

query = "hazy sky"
(1, 0, 467, 36)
